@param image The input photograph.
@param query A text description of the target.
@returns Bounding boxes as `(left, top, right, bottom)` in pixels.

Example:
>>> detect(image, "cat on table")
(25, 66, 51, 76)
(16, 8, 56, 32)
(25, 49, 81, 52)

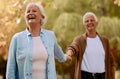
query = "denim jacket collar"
(25, 28, 44, 37)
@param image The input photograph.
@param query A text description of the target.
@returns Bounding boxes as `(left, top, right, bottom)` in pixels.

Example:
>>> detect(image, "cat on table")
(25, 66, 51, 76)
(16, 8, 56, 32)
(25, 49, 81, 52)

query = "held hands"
(65, 54, 72, 62)
(65, 50, 73, 62)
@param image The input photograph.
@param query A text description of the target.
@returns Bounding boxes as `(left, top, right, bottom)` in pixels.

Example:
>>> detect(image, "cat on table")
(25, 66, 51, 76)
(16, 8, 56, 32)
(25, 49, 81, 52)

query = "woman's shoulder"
(42, 29, 54, 35)
(12, 31, 26, 39)
(43, 29, 54, 33)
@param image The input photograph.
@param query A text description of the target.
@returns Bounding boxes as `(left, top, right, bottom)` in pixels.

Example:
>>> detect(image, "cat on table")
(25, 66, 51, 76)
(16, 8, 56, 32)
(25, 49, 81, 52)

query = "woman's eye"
(26, 10, 37, 13)
(27, 10, 30, 13)
(33, 10, 37, 12)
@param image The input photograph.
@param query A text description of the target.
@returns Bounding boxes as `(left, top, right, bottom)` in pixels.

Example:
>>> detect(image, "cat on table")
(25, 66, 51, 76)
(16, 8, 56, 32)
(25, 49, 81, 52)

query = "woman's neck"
(28, 25, 41, 37)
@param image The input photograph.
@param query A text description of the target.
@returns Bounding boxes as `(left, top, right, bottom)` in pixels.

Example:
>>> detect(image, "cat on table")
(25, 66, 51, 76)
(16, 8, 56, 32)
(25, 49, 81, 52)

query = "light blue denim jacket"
(6, 29, 66, 79)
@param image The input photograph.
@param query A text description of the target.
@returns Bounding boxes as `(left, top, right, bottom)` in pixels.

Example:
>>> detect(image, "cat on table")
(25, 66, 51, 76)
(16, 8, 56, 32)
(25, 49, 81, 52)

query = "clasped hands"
(65, 50, 73, 62)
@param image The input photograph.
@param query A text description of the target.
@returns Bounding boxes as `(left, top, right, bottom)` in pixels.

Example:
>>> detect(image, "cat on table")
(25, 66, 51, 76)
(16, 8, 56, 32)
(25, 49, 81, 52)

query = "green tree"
(98, 17, 120, 70)
(53, 13, 83, 79)
(0, 0, 120, 78)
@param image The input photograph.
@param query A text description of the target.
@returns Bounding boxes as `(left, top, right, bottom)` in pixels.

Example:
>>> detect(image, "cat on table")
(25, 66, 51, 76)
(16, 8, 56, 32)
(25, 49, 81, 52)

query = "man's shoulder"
(75, 33, 86, 39)
(99, 35, 109, 41)
(73, 34, 85, 43)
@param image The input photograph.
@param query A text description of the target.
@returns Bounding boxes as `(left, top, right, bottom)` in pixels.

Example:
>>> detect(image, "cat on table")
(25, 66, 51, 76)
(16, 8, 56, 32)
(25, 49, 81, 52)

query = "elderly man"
(66, 12, 115, 79)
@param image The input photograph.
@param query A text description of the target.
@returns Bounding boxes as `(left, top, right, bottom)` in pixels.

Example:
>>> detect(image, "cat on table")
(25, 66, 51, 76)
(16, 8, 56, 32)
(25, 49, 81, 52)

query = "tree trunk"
(100, 0, 107, 16)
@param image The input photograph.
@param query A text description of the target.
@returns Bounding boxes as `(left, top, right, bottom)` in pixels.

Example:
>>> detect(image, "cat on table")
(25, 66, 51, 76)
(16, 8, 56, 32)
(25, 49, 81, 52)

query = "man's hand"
(65, 50, 74, 62)
(65, 54, 72, 62)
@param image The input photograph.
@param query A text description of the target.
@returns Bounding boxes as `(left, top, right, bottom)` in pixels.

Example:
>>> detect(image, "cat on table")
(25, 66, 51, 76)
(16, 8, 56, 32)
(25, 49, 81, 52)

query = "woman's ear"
(42, 15, 45, 19)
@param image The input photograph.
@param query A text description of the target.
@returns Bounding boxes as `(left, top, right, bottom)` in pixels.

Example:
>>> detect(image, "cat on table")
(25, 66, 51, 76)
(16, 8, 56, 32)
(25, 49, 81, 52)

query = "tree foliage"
(0, 0, 120, 78)
(53, 13, 83, 47)
(97, 17, 120, 70)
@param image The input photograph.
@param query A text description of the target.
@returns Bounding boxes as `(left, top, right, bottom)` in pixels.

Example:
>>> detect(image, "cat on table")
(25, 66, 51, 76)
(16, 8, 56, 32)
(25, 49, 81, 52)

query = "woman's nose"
(29, 11, 33, 14)
(28, 10, 34, 14)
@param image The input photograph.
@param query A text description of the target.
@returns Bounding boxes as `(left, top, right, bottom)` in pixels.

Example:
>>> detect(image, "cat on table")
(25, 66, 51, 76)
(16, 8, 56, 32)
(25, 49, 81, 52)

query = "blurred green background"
(0, 0, 120, 79)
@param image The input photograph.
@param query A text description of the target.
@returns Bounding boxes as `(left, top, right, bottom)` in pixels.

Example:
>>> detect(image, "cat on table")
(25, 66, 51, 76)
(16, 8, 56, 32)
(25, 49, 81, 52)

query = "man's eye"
(85, 20, 88, 23)
(91, 20, 95, 22)
(27, 10, 30, 13)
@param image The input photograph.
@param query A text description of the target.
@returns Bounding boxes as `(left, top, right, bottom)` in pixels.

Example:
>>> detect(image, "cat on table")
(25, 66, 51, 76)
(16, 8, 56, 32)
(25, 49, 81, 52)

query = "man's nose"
(88, 21, 91, 24)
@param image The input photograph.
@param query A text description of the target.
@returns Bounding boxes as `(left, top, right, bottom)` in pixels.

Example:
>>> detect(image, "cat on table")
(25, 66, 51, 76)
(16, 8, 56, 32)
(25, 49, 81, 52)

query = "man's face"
(83, 15, 98, 33)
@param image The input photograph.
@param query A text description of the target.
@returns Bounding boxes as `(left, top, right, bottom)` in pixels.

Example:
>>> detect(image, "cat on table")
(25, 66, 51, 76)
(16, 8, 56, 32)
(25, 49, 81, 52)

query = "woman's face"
(25, 5, 44, 25)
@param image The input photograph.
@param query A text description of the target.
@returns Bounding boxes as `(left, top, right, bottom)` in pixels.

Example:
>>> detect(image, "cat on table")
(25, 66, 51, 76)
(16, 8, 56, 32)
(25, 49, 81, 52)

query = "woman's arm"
(6, 35, 18, 79)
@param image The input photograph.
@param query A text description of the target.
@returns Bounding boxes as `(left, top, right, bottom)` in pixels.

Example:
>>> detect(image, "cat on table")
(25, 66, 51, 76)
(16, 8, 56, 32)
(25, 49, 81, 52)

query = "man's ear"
(83, 23, 85, 27)
(96, 22, 98, 26)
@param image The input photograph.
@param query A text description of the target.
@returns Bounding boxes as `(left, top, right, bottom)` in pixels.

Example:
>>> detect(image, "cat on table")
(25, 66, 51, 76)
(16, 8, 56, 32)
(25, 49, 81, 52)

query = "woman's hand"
(65, 54, 72, 62)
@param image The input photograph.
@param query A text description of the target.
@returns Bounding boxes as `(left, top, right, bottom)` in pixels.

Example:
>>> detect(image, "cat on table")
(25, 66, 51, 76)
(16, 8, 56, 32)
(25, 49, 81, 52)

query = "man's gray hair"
(25, 2, 47, 26)
(83, 12, 98, 24)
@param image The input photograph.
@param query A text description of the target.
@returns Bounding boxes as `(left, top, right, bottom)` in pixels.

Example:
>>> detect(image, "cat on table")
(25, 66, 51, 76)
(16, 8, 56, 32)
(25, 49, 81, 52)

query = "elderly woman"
(6, 2, 70, 79)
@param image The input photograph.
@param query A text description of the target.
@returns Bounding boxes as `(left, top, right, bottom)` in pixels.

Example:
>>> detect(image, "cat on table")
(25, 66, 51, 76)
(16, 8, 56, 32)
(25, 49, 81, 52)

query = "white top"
(32, 36, 48, 79)
(81, 35, 105, 73)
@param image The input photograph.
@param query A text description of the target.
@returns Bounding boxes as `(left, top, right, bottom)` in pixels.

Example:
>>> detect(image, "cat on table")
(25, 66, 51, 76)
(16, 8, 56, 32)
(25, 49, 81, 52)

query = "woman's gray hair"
(25, 2, 47, 26)
(83, 12, 98, 24)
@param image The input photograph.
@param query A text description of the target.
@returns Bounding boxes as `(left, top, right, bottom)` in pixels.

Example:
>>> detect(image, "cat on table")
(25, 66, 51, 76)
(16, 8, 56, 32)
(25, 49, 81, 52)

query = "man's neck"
(86, 32, 97, 38)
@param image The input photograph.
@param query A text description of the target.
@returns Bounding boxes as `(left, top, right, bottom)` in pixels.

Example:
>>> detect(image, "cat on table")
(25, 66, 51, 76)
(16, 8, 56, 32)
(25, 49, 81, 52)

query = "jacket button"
(30, 73, 32, 75)
(26, 73, 29, 76)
